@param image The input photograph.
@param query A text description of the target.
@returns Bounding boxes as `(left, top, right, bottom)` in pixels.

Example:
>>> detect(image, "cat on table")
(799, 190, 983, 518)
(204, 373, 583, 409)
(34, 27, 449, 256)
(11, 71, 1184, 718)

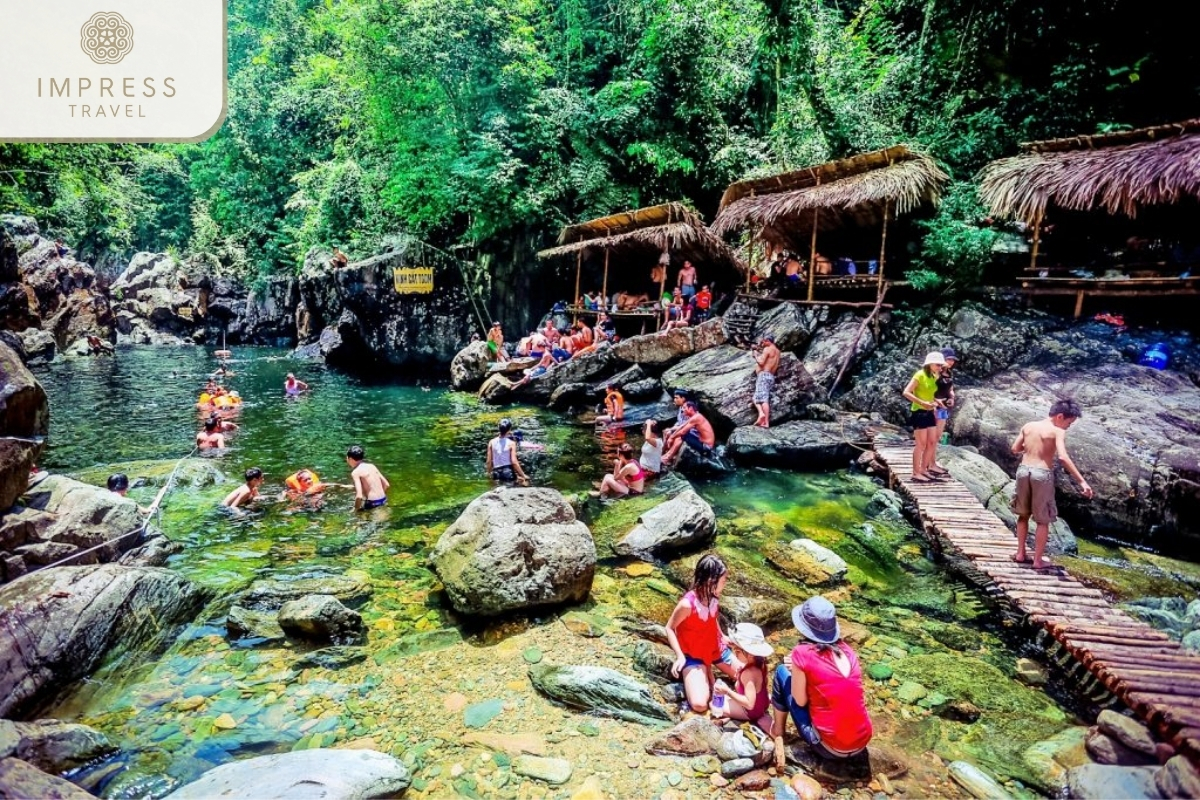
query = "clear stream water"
(30, 348, 1200, 799)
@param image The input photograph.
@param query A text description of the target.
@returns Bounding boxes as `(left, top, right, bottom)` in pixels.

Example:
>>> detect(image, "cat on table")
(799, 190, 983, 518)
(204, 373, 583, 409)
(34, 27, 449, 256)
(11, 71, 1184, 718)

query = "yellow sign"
(393, 267, 434, 294)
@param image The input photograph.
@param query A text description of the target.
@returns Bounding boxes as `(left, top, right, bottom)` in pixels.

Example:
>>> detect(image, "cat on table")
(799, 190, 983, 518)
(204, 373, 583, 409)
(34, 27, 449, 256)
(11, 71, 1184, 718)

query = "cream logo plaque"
(0, 1, 227, 142)
(80, 12, 135, 65)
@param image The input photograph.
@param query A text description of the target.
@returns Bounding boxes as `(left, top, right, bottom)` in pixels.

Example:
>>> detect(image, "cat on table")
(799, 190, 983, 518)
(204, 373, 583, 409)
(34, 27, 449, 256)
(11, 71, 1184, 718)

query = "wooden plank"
(1063, 633, 1184, 649)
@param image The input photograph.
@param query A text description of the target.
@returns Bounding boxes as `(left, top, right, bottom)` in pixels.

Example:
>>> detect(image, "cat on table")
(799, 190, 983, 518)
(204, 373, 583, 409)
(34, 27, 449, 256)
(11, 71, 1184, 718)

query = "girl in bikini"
(598, 443, 644, 497)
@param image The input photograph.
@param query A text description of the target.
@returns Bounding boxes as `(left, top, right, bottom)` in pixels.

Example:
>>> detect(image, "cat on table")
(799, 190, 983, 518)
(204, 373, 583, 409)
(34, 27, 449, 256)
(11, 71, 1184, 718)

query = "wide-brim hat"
(729, 623, 774, 657)
(941, 347, 957, 361)
(792, 597, 840, 645)
(923, 351, 947, 367)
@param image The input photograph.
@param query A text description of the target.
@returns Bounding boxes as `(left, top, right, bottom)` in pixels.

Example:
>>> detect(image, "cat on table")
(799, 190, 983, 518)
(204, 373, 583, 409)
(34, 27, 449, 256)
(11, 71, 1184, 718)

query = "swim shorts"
(935, 407, 950, 421)
(492, 465, 517, 483)
(753, 372, 775, 404)
(682, 429, 713, 455)
(683, 647, 734, 670)
(363, 496, 387, 509)
(910, 409, 936, 430)
(1012, 464, 1057, 524)
(680, 284, 696, 300)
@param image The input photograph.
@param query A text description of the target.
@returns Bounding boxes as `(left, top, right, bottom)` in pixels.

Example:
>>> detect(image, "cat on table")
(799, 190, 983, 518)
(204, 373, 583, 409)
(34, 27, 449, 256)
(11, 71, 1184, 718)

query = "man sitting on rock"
(662, 401, 716, 468)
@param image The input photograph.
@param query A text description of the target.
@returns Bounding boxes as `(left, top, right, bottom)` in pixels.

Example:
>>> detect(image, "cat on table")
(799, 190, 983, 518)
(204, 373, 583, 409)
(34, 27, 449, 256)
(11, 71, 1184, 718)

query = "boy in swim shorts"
(346, 445, 390, 510)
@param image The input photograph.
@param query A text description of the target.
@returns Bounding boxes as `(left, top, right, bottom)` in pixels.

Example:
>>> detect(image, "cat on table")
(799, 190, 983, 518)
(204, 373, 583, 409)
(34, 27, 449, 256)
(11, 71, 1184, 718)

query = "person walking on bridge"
(1010, 399, 1093, 570)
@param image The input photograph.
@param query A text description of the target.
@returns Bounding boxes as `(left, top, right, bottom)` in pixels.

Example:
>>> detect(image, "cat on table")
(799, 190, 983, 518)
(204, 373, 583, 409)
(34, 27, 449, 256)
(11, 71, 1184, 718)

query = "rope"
(1, 435, 46, 445)
(35, 445, 199, 572)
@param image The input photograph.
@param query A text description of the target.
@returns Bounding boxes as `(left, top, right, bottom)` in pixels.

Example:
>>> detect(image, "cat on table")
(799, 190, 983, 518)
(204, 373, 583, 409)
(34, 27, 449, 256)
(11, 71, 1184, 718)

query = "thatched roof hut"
(978, 119, 1200, 223)
(712, 145, 948, 248)
(538, 202, 742, 270)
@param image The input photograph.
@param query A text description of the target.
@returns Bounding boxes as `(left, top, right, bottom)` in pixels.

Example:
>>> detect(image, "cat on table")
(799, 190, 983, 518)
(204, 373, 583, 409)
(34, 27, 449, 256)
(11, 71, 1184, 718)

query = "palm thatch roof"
(537, 202, 744, 271)
(712, 146, 948, 245)
(978, 119, 1200, 223)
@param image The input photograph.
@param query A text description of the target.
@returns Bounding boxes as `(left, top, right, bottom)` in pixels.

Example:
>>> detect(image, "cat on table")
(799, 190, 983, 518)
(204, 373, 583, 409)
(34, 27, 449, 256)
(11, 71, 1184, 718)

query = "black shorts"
(492, 465, 516, 482)
(910, 409, 937, 430)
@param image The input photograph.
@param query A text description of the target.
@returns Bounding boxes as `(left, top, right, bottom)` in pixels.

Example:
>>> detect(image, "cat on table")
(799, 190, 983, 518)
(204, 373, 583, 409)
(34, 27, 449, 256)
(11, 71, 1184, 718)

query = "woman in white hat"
(711, 623, 774, 729)
(901, 351, 948, 483)
(770, 597, 872, 768)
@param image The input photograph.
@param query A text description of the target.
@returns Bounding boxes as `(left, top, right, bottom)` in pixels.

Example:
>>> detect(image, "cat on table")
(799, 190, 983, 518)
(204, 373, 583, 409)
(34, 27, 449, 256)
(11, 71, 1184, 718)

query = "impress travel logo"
(0, 2, 226, 142)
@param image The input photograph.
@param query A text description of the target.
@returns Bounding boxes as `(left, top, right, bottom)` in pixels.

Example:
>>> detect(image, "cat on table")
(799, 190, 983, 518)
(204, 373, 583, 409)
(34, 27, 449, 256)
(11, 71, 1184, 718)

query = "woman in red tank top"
(770, 596, 873, 766)
(665, 554, 736, 712)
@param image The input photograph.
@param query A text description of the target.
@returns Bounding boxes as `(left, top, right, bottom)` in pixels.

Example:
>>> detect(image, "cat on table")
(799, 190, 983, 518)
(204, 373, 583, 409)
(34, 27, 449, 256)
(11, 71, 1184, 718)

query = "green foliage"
(3, 0, 1198, 283)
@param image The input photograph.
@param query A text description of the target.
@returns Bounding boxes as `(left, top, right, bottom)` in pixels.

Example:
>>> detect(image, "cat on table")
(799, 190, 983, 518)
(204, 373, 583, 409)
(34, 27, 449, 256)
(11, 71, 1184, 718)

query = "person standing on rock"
(752, 335, 781, 428)
(346, 445, 390, 510)
(677, 260, 698, 301)
(932, 347, 957, 469)
(901, 351, 947, 483)
(486, 419, 530, 486)
(771, 597, 872, 768)
(1011, 399, 1093, 570)
(486, 322, 509, 363)
(666, 554, 737, 712)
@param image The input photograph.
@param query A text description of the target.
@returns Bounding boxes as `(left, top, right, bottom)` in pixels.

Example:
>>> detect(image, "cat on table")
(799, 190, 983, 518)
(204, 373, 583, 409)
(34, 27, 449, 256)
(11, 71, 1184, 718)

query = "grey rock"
(0, 564, 207, 718)
(719, 595, 791, 629)
(802, 314, 876, 391)
(450, 340, 494, 391)
(715, 730, 758, 761)
(277, 594, 365, 645)
(528, 663, 671, 725)
(1, 340, 48, 510)
(726, 416, 888, 470)
(512, 755, 573, 785)
(751, 303, 819, 353)
(14, 328, 55, 364)
(0, 757, 94, 799)
(1084, 727, 1156, 767)
(948, 760, 1015, 799)
(430, 488, 595, 616)
(662, 345, 816, 429)
(237, 573, 372, 612)
(1065, 763, 1162, 800)
(1156, 755, 1200, 799)
(645, 717, 724, 756)
(0, 719, 114, 773)
(767, 538, 848, 585)
(12, 475, 146, 566)
(163, 748, 411, 800)
(294, 646, 368, 670)
(613, 489, 716, 558)
(720, 758, 756, 778)
(612, 318, 728, 367)
(226, 605, 286, 643)
(1183, 630, 1200, 653)
(1096, 711, 1158, 758)
(631, 640, 676, 683)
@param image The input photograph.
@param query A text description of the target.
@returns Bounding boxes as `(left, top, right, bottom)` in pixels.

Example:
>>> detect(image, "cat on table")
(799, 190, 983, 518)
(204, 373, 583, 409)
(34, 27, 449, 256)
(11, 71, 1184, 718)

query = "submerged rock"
(226, 605, 286, 643)
(0, 564, 207, 718)
(277, 594, 365, 645)
(766, 539, 848, 586)
(163, 748, 411, 800)
(430, 488, 596, 616)
(237, 573, 372, 611)
(613, 489, 716, 558)
(528, 664, 671, 725)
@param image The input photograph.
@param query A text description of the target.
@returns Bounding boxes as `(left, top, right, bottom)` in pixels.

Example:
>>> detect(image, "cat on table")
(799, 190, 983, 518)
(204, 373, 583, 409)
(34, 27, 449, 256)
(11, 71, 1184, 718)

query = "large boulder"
(163, 748, 411, 800)
(12, 234, 114, 348)
(277, 594, 365, 645)
(662, 345, 816, 430)
(935, 445, 1076, 554)
(0, 757, 94, 799)
(430, 488, 596, 616)
(0, 719, 114, 773)
(0, 340, 48, 510)
(511, 346, 618, 402)
(801, 314, 876, 391)
(111, 252, 184, 296)
(1065, 764, 1161, 800)
(726, 416, 881, 470)
(14, 328, 55, 364)
(0, 564, 207, 718)
(237, 573, 372, 612)
(951, 363, 1200, 551)
(766, 539, 848, 586)
(450, 340, 494, 391)
(751, 303, 821, 354)
(527, 663, 672, 725)
(612, 318, 728, 367)
(613, 489, 717, 558)
(2, 475, 146, 578)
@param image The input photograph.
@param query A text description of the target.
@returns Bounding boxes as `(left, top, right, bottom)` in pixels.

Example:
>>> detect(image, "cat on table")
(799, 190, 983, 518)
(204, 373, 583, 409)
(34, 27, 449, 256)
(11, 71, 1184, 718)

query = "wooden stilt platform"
(873, 440, 1200, 765)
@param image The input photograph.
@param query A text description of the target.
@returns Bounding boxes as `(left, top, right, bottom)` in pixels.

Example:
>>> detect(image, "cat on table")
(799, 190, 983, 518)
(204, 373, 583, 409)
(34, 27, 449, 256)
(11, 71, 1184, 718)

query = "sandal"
(911, 475, 934, 484)
(928, 467, 949, 476)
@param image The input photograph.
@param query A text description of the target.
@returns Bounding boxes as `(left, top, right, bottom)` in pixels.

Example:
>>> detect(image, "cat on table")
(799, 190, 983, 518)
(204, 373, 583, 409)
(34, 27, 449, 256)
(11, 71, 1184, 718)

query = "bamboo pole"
(807, 208, 819, 302)
(572, 250, 582, 323)
(601, 242, 610, 302)
(745, 230, 756, 292)
(1030, 208, 1043, 270)
(657, 246, 668, 331)
(878, 199, 890, 294)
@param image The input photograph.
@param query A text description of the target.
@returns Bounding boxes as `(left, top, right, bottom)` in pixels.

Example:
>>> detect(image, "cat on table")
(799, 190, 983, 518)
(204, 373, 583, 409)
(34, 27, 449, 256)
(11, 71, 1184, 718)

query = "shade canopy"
(978, 119, 1200, 223)
(712, 146, 948, 249)
(538, 202, 744, 272)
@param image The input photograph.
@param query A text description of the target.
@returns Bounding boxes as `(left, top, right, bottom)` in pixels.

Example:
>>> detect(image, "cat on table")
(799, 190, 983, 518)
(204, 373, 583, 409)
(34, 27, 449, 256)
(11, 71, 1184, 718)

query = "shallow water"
(29, 347, 1193, 799)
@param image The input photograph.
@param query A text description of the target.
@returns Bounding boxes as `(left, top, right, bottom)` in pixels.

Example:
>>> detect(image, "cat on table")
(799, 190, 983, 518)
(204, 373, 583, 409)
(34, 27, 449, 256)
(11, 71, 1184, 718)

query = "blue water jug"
(1139, 343, 1169, 370)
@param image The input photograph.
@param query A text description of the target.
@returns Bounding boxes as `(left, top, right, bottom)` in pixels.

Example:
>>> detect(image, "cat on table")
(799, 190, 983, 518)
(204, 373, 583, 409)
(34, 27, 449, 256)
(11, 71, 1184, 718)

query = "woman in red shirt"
(770, 596, 873, 766)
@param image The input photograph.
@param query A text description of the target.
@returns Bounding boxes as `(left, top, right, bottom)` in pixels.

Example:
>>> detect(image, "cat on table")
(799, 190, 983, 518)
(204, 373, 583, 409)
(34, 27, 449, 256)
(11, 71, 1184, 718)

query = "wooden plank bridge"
(872, 440, 1200, 765)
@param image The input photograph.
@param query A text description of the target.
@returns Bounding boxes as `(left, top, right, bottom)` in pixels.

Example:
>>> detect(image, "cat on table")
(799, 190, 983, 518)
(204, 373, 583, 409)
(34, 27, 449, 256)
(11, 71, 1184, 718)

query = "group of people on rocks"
(485, 312, 619, 386)
(665, 555, 873, 768)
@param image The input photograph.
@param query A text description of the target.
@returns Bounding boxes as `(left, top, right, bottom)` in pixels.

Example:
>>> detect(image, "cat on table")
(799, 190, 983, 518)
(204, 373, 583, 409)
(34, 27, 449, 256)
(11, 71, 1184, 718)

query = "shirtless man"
(677, 260, 698, 301)
(1010, 399, 1093, 569)
(662, 401, 716, 467)
(486, 321, 509, 362)
(196, 418, 227, 451)
(222, 468, 265, 509)
(752, 335, 781, 428)
(346, 445, 390, 510)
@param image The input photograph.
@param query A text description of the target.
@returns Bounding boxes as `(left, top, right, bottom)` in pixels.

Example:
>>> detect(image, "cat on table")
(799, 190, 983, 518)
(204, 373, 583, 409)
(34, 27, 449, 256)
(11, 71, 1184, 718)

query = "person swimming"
(346, 445, 390, 510)
(196, 418, 227, 451)
(285, 373, 309, 396)
(221, 468, 265, 509)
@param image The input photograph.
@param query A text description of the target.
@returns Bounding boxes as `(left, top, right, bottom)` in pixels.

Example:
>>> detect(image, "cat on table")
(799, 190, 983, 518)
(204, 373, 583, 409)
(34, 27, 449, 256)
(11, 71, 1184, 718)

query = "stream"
(31, 347, 1200, 799)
